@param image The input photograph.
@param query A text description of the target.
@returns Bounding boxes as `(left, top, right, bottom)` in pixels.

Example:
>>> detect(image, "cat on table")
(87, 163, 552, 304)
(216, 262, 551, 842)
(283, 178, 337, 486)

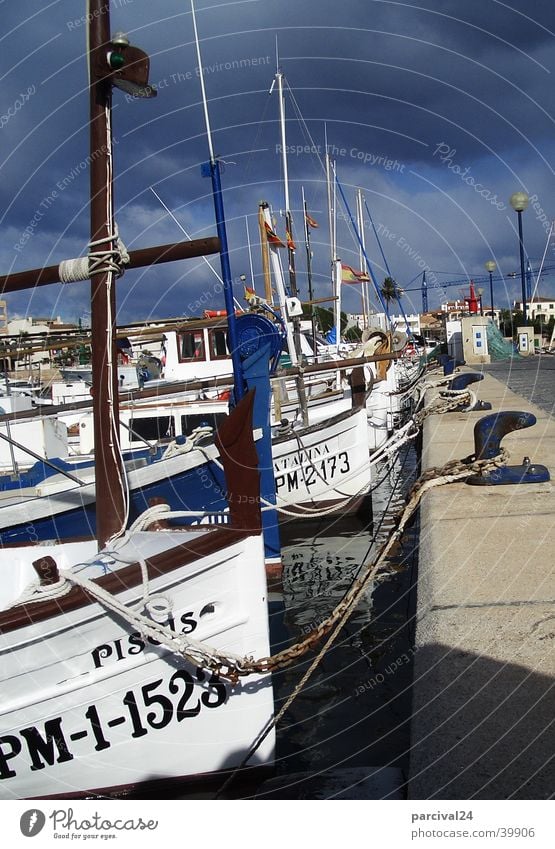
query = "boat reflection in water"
(267, 444, 418, 795)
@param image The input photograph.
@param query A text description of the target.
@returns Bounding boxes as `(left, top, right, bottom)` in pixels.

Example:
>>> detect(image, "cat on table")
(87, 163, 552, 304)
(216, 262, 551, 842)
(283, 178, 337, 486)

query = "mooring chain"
(413, 389, 474, 425)
(16, 385, 505, 682)
(47, 440, 509, 684)
(217, 447, 510, 679)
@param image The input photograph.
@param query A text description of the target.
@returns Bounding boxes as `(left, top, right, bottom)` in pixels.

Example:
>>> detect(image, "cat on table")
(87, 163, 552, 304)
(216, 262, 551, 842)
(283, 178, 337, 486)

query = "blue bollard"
(464, 411, 550, 485)
(445, 372, 492, 411)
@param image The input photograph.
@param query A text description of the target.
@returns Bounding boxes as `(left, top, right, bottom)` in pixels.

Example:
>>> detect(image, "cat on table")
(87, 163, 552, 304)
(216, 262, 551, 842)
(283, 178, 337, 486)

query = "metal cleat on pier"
(437, 354, 465, 376)
(464, 411, 550, 485)
(446, 372, 492, 411)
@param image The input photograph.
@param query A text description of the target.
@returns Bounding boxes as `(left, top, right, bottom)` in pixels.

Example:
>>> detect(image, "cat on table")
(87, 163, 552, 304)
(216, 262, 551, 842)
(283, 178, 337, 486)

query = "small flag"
(305, 212, 319, 229)
(341, 263, 370, 284)
(286, 229, 296, 251)
(264, 222, 285, 248)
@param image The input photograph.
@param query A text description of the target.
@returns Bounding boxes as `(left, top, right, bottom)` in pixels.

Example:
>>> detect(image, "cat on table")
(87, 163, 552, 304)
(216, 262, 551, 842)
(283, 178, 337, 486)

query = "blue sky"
(1, 0, 554, 324)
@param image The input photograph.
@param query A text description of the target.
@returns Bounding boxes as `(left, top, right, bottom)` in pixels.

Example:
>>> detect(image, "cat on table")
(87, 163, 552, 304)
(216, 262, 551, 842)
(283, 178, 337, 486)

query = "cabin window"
(208, 328, 229, 359)
(178, 330, 205, 362)
(129, 416, 175, 442)
(180, 413, 227, 438)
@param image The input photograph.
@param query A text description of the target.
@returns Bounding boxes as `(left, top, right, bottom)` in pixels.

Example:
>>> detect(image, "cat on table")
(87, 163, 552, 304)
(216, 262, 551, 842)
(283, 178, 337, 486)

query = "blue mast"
(191, 1, 245, 403)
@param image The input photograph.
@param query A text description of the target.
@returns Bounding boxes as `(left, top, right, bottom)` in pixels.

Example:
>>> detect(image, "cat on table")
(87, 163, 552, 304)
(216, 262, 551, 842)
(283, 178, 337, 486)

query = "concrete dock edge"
(408, 369, 555, 799)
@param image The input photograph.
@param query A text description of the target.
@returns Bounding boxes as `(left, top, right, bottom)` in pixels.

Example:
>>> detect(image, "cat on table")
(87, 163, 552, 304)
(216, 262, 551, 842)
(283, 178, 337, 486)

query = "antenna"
(149, 186, 241, 310)
(190, 0, 215, 163)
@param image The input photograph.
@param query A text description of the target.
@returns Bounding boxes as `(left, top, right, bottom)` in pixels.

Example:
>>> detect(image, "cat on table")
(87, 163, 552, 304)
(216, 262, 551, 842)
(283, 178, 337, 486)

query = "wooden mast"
(258, 203, 273, 305)
(88, 0, 125, 547)
(0, 2, 222, 547)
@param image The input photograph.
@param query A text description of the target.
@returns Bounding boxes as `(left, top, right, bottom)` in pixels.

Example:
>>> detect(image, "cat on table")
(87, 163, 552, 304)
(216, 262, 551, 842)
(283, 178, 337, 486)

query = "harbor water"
(256, 441, 420, 798)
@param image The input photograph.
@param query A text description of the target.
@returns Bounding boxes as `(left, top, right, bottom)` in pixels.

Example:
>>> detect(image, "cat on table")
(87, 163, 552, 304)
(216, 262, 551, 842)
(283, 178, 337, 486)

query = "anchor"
(464, 411, 550, 485)
(445, 372, 492, 411)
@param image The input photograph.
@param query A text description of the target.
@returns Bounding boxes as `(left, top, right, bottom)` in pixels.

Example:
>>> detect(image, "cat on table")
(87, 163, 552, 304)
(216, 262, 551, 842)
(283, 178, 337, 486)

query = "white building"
(513, 297, 555, 322)
(346, 312, 421, 335)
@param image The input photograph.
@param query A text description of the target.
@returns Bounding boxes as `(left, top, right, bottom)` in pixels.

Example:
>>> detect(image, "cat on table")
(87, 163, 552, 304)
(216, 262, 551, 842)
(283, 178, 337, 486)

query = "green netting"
(486, 322, 519, 361)
(426, 344, 442, 362)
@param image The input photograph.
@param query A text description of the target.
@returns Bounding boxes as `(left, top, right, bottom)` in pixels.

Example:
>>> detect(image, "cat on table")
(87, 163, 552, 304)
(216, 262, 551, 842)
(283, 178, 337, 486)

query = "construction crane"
(403, 265, 555, 313)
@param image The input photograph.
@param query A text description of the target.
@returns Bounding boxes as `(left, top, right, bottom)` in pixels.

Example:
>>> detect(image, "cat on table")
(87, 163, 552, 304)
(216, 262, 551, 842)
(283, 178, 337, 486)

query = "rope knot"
(58, 226, 129, 283)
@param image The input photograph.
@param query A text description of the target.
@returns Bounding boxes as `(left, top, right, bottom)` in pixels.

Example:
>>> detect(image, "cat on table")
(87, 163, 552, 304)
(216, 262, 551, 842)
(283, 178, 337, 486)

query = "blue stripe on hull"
(0, 461, 229, 545)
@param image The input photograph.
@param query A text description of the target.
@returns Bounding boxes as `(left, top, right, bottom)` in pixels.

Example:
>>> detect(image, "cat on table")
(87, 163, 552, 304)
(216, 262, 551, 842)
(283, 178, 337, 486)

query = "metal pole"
(422, 270, 428, 313)
(489, 271, 494, 322)
(208, 158, 245, 401)
(517, 210, 527, 325)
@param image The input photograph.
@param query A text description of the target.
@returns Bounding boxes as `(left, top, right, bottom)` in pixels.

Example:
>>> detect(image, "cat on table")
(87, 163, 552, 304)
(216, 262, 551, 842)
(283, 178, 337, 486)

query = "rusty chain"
(56, 388, 506, 683)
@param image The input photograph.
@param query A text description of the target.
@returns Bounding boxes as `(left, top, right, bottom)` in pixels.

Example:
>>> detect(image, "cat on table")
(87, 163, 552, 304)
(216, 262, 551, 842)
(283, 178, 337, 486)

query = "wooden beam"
(0, 237, 220, 295)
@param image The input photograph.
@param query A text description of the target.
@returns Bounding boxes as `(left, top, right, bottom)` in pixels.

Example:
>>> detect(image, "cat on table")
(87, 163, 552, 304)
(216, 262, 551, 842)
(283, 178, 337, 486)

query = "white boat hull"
(272, 407, 370, 513)
(0, 529, 274, 799)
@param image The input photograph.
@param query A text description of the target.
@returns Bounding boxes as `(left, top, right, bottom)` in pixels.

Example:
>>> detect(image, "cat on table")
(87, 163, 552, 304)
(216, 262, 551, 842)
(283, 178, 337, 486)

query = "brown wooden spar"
(89, 1, 125, 547)
(0, 238, 220, 295)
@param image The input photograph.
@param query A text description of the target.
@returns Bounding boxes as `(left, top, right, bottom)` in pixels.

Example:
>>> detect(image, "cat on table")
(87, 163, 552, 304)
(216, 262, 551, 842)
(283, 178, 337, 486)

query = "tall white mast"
(356, 188, 369, 329)
(326, 153, 341, 354)
(270, 60, 307, 422)
(276, 70, 291, 219)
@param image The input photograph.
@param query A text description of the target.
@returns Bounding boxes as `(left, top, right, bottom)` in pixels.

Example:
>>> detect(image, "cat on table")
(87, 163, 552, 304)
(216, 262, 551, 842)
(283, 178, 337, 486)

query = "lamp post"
(509, 191, 529, 325)
(485, 260, 496, 323)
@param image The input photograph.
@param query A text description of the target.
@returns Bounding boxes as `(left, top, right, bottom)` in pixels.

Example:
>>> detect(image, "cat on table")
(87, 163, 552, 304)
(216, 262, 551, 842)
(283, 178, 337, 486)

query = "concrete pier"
(408, 367, 555, 799)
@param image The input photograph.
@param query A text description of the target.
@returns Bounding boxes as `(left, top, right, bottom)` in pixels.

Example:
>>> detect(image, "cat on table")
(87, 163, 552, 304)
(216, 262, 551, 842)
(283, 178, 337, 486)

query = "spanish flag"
(305, 212, 319, 229)
(264, 222, 285, 248)
(286, 229, 296, 251)
(341, 264, 370, 284)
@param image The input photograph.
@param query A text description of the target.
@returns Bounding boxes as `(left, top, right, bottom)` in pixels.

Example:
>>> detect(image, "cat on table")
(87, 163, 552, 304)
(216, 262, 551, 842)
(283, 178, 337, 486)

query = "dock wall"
(408, 370, 554, 799)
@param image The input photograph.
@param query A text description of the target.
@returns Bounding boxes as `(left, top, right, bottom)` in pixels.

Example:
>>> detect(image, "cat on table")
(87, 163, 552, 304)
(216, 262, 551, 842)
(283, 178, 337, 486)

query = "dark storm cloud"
(1, 0, 554, 320)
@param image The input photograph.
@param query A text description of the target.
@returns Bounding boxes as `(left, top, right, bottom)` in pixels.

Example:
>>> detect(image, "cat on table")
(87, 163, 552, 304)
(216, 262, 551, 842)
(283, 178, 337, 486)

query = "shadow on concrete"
(409, 642, 554, 799)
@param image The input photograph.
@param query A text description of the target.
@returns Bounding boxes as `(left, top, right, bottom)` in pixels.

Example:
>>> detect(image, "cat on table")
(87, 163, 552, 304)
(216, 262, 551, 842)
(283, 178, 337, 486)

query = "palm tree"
(381, 276, 399, 305)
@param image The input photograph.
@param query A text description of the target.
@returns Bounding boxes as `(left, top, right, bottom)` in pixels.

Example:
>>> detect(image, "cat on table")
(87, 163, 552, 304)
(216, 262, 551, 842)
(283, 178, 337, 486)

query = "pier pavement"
(408, 360, 554, 799)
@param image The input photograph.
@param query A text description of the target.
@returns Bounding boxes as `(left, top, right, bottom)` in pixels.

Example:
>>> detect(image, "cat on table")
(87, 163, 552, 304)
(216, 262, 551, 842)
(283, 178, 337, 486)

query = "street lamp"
(509, 191, 529, 324)
(485, 260, 496, 322)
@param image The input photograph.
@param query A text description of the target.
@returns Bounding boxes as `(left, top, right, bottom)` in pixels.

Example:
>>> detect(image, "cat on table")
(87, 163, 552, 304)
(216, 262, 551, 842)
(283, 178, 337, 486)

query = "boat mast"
(89, 0, 126, 547)
(190, 0, 245, 401)
(302, 185, 318, 352)
(258, 204, 273, 305)
(0, 2, 219, 548)
(356, 189, 369, 329)
(275, 69, 299, 305)
(272, 64, 308, 424)
(326, 152, 342, 355)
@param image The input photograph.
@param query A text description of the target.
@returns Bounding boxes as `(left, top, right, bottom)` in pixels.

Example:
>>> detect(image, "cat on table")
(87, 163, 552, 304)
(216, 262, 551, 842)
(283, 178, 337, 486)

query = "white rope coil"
(58, 230, 130, 284)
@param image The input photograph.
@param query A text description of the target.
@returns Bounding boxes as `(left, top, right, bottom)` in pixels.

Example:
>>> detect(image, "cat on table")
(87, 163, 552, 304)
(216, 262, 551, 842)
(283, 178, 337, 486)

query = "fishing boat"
(0, 357, 371, 553)
(0, 1, 274, 799)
